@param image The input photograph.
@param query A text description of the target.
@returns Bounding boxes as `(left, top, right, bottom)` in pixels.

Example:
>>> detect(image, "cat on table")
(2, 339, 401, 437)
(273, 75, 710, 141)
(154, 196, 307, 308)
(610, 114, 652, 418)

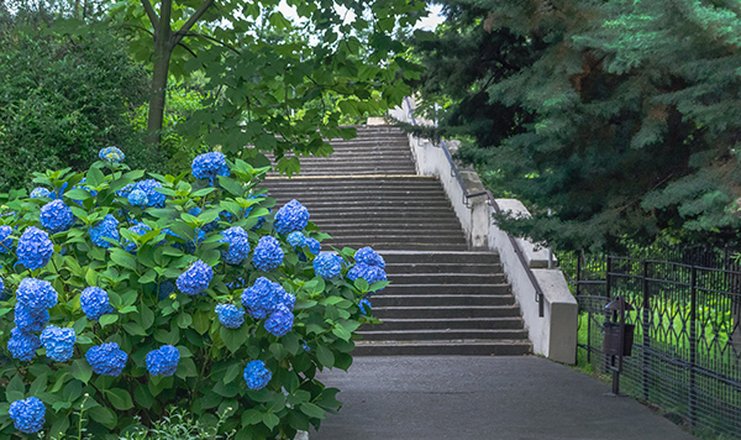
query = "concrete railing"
(388, 97, 578, 364)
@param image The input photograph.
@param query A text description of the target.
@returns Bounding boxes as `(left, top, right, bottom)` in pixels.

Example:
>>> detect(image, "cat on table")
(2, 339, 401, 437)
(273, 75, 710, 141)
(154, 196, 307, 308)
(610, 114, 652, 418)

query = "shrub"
(0, 148, 386, 438)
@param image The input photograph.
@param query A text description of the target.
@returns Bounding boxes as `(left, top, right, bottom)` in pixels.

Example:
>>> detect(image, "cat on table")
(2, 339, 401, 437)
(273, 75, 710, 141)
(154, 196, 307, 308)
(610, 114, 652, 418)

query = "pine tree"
(415, 0, 740, 250)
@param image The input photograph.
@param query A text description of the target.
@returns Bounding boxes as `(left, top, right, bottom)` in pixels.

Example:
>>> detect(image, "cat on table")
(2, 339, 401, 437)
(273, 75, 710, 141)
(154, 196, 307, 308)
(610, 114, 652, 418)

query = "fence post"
(688, 265, 698, 428)
(604, 255, 613, 373)
(642, 260, 650, 402)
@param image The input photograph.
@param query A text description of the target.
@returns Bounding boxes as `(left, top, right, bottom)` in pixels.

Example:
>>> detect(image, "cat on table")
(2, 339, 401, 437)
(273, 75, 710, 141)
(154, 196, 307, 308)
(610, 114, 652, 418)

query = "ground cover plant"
(0, 147, 386, 438)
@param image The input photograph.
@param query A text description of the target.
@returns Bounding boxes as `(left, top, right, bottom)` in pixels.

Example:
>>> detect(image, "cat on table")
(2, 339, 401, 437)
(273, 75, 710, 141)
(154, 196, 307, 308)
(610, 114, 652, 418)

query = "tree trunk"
(146, 45, 172, 146)
(144, 0, 173, 146)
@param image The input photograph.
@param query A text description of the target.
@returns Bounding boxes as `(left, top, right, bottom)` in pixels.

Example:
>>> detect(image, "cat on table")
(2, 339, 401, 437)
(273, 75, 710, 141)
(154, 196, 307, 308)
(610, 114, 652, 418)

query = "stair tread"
(355, 339, 530, 346)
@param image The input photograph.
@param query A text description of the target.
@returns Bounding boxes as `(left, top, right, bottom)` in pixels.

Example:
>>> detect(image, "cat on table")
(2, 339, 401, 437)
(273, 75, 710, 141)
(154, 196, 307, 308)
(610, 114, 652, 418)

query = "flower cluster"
(7, 328, 40, 362)
(146, 345, 180, 377)
(16, 278, 58, 312)
(243, 360, 272, 390)
(80, 287, 114, 321)
(176, 260, 213, 295)
(314, 252, 343, 279)
(240, 277, 296, 337)
(85, 342, 128, 376)
(274, 199, 309, 234)
(306, 237, 321, 255)
(40, 200, 74, 233)
(264, 305, 294, 337)
(9, 397, 45, 434)
(287, 231, 306, 248)
(129, 179, 166, 208)
(123, 221, 152, 253)
(222, 226, 251, 265)
(215, 304, 246, 329)
(99, 146, 125, 163)
(30, 187, 51, 199)
(89, 214, 120, 248)
(252, 236, 284, 272)
(40, 325, 76, 362)
(192, 151, 230, 183)
(16, 226, 54, 270)
(348, 246, 388, 286)
(359, 298, 372, 316)
(0, 225, 13, 253)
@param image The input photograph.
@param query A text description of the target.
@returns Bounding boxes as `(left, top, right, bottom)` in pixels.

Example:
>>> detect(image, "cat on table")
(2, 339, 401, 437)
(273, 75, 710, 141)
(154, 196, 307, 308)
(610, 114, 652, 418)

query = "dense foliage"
(0, 148, 386, 438)
(414, 0, 740, 251)
(0, 19, 160, 190)
(113, 0, 425, 172)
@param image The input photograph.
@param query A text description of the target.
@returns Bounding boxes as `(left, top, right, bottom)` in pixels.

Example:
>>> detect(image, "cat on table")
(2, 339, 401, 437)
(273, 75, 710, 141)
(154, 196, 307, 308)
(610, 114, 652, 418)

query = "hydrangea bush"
(0, 149, 387, 438)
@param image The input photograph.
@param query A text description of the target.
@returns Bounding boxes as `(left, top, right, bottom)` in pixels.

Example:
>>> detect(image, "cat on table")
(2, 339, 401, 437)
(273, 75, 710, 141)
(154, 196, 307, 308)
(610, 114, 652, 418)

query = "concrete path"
(312, 356, 695, 440)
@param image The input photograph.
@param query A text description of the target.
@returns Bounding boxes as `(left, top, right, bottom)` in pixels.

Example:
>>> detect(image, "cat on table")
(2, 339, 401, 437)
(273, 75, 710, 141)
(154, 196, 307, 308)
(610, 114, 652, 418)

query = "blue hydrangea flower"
(252, 236, 284, 272)
(132, 179, 166, 208)
(215, 304, 245, 329)
(354, 246, 386, 268)
(243, 360, 271, 390)
(241, 277, 294, 319)
(313, 252, 343, 279)
(127, 189, 148, 207)
(40, 200, 74, 233)
(99, 146, 125, 163)
(158, 280, 176, 300)
(14, 304, 49, 333)
(287, 231, 306, 248)
(30, 187, 51, 199)
(40, 325, 76, 362)
(7, 328, 40, 362)
(123, 222, 152, 253)
(306, 238, 320, 255)
(176, 260, 213, 295)
(359, 298, 372, 316)
(221, 226, 251, 265)
(9, 396, 45, 434)
(73, 178, 98, 198)
(274, 199, 309, 234)
(80, 287, 114, 321)
(116, 183, 134, 198)
(347, 264, 388, 285)
(85, 342, 128, 376)
(226, 277, 246, 290)
(265, 305, 294, 337)
(145, 345, 180, 377)
(16, 278, 58, 313)
(90, 214, 120, 248)
(16, 226, 54, 270)
(0, 225, 12, 253)
(192, 151, 230, 183)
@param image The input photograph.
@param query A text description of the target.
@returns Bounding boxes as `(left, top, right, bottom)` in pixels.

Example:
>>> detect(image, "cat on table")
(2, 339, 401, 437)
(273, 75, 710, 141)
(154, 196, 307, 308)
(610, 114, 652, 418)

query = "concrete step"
(324, 235, 466, 244)
(312, 221, 463, 228)
(320, 227, 464, 235)
(374, 317, 525, 331)
(284, 200, 456, 209)
(382, 252, 500, 264)
(372, 294, 515, 307)
(383, 284, 511, 295)
(353, 339, 532, 356)
(324, 242, 470, 251)
(373, 305, 521, 319)
(357, 329, 529, 341)
(389, 274, 506, 284)
(385, 263, 504, 274)
(270, 196, 452, 204)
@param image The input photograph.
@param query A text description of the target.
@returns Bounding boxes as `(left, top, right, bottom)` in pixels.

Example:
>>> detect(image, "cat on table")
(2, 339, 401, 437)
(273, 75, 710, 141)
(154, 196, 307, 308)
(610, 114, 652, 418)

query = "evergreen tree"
(415, 0, 740, 251)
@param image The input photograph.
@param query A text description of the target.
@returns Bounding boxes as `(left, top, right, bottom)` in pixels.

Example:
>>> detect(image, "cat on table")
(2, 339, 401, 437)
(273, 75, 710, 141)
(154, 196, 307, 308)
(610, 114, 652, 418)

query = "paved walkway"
(312, 356, 695, 440)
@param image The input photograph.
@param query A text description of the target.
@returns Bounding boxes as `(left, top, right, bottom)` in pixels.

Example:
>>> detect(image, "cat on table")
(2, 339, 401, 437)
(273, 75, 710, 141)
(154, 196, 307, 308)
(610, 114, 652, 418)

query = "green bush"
(0, 23, 161, 191)
(0, 149, 384, 438)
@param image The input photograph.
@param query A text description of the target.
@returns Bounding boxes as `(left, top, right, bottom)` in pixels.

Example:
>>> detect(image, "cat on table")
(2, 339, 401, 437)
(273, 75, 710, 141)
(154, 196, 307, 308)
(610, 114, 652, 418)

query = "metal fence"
(574, 250, 741, 439)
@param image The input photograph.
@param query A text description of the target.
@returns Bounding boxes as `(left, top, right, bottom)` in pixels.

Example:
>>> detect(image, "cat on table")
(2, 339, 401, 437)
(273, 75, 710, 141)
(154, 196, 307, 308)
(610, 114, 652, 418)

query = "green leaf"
(262, 412, 280, 430)
(299, 402, 326, 419)
(315, 345, 335, 368)
(224, 362, 242, 385)
(104, 388, 134, 410)
(110, 249, 138, 271)
(220, 325, 249, 353)
(6, 374, 25, 402)
(88, 406, 117, 429)
(241, 409, 262, 426)
(99, 314, 118, 327)
(70, 359, 93, 385)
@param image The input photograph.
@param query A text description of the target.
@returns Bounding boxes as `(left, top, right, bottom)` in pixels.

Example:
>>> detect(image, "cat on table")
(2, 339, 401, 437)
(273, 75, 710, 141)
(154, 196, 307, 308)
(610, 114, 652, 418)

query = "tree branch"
(173, 0, 215, 45)
(140, 0, 159, 29)
(185, 32, 241, 55)
(177, 41, 198, 58)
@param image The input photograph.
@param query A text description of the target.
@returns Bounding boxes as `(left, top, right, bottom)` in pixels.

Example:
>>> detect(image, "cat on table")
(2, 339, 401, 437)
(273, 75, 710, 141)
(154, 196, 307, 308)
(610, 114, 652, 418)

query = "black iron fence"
(574, 250, 741, 439)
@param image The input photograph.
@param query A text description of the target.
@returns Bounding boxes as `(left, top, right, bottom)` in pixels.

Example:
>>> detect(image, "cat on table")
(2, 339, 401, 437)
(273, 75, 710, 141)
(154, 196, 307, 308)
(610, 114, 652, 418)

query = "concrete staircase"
(264, 125, 531, 356)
